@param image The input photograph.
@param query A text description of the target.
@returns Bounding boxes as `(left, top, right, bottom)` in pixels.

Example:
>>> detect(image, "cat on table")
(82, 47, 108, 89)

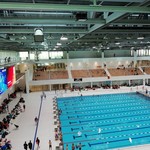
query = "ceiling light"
(57, 42, 62, 46)
(137, 37, 144, 40)
(60, 36, 68, 40)
(34, 28, 43, 36)
(127, 37, 131, 40)
(103, 36, 108, 40)
(93, 46, 97, 49)
(115, 37, 120, 40)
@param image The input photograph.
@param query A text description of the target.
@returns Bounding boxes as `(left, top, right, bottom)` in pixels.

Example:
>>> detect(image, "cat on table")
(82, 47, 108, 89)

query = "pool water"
(57, 93, 150, 150)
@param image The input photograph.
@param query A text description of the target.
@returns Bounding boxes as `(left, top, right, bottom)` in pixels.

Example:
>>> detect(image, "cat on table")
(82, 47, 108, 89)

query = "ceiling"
(0, 0, 149, 52)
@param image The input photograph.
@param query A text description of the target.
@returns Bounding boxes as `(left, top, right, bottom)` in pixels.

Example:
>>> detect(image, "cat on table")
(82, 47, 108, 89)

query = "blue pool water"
(57, 93, 150, 150)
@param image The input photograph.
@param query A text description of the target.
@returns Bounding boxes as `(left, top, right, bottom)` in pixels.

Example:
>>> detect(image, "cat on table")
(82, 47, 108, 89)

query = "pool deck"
(1, 85, 150, 150)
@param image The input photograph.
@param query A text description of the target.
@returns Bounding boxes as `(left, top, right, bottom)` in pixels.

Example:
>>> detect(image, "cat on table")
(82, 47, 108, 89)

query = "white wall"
(104, 58, 134, 68)
(69, 51, 101, 58)
(104, 49, 131, 57)
(69, 58, 103, 70)
(18, 63, 33, 81)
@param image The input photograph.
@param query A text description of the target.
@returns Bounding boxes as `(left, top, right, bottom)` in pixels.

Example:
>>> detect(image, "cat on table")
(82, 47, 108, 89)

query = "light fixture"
(60, 36, 68, 40)
(93, 46, 97, 49)
(115, 37, 120, 40)
(57, 42, 62, 46)
(127, 37, 131, 40)
(137, 37, 144, 40)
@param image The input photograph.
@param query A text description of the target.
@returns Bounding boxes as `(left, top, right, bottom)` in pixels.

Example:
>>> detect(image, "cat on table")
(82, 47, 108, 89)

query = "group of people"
(0, 98, 12, 114)
(23, 138, 52, 150)
(65, 143, 82, 150)
(0, 138, 12, 150)
(0, 94, 26, 149)
(23, 140, 32, 150)
(4, 57, 11, 63)
(23, 137, 40, 150)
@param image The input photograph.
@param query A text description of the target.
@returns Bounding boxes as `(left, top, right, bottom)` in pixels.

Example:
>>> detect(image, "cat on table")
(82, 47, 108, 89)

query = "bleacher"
(108, 68, 126, 76)
(33, 71, 49, 80)
(50, 70, 69, 79)
(126, 68, 143, 75)
(33, 66, 146, 81)
(71, 70, 90, 78)
(143, 67, 150, 74)
(89, 69, 106, 77)
(108, 68, 143, 76)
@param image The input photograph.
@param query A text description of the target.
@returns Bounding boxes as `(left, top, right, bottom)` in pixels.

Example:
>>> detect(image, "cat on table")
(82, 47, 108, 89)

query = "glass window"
(30, 54, 35, 60)
(39, 51, 49, 59)
(131, 50, 134, 56)
(49, 51, 63, 59)
(19, 52, 28, 60)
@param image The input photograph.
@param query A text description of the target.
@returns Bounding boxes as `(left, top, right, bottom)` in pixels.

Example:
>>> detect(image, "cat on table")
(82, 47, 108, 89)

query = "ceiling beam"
(96, 29, 150, 33)
(0, 17, 106, 25)
(95, 0, 144, 2)
(114, 19, 150, 25)
(0, 28, 88, 34)
(0, 2, 149, 13)
(0, 28, 148, 34)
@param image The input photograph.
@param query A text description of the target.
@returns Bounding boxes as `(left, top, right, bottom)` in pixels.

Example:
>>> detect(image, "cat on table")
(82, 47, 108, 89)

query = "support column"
(67, 51, 69, 59)
(110, 81, 112, 88)
(143, 79, 145, 86)
(134, 50, 137, 68)
(28, 51, 30, 60)
(146, 79, 148, 85)
(129, 80, 131, 86)
(48, 51, 51, 59)
(101, 50, 104, 68)
(71, 83, 73, 88)
(91, 82, 93, 88)
(25, 70, 29, 94)
(49, 84, 51, 91)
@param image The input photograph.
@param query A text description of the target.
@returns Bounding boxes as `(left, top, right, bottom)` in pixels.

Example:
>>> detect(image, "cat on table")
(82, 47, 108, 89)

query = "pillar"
(49, 84, 51, 91)
(25, 70, 30, 94)
(101, 50, 104, 68)
(134, 50, 137, 68)
(129, 80, 131, 86)
(67, 51, 69, 59)
(91, 82, 93, 88)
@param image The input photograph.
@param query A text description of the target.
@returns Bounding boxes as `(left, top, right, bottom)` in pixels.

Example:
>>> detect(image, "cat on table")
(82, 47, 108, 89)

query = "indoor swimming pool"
(57, 93, 150, 150)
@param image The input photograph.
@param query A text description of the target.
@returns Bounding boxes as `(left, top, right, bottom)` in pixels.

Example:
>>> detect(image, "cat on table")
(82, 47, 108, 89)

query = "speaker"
(34, 28, 44, 42)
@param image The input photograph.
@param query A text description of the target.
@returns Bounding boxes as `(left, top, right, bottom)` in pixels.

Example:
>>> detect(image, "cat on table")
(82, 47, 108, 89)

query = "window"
(49, 51, 63, 59)
(39, 51, 49, 59)
(19, 52, 28, 60)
